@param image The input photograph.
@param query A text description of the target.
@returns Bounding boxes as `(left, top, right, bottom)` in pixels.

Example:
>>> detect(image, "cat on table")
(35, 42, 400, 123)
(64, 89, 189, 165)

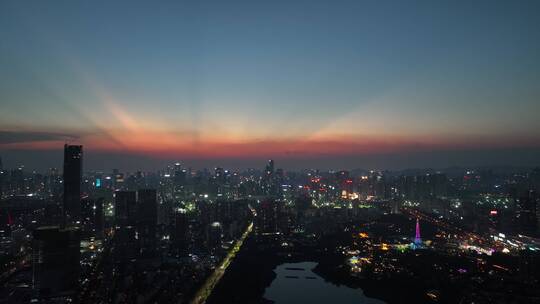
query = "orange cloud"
(4, 129, 539, 160)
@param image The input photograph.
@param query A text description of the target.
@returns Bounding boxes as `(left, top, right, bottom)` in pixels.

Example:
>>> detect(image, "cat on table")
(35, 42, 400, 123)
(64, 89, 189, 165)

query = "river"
(264, 262, 386, 304)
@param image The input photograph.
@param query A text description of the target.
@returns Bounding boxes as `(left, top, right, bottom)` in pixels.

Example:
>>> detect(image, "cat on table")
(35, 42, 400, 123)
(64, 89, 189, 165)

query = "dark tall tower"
(137, 189, 158, 256)
(63, 145, 83, 226)
(114, 191, 138, 263)
(114, 191, 137, 226)
(0, 156, 4, 199)
(264, 160, 276, 195)
(172, 209, 189, 256)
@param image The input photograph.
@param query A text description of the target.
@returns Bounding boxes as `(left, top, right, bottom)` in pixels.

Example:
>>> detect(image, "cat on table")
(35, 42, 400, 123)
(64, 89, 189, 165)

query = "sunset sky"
(1, 1, 539, 171)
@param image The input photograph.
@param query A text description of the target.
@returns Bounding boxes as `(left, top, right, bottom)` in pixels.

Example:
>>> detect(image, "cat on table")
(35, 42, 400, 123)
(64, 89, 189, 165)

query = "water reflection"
(264, 262, 386, 304)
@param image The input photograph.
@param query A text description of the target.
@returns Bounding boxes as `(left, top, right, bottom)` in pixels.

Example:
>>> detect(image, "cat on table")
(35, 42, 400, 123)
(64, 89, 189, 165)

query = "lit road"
(79, 238, 113, 304)
(189, 221, 254, 304)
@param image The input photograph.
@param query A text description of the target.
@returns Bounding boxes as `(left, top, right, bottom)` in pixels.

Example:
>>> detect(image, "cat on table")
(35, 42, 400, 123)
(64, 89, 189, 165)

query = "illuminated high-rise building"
(206, 221, 222, 251)
(263, 160, 276, 195)
(81, 197, 104, 239)
(63, 144, 82, 226)
(173, 162, 186, 191)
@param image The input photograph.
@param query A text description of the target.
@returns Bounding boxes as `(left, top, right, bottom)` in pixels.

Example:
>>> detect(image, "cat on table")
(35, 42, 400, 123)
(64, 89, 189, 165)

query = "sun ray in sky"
(1, 0, 540, 169)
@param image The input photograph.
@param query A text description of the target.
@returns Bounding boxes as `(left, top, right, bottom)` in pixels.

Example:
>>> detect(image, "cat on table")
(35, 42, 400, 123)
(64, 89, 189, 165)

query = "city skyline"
(2, 0, 540, 170)
(2, 2, 540, 303)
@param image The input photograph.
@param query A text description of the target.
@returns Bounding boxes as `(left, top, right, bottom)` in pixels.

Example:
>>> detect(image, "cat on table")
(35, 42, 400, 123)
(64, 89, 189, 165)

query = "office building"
(32, 226, 80, 297)
(63, 145, 82, 225)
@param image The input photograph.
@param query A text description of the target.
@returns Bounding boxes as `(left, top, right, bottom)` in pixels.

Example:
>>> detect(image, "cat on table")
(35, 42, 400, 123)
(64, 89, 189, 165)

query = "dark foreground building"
(32, 226, 81, 298)
(137, 189, 158, 256)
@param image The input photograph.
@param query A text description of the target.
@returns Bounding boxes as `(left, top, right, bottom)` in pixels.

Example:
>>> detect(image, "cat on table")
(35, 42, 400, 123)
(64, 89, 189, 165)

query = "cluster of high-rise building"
(0, 148, 539, 303)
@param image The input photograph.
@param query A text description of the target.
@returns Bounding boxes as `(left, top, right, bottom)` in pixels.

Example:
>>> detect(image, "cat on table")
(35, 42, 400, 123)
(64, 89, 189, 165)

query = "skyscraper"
(263, 160, 276, 195)
(137, 189, 158, 256)
(63, 144, 82, 226)
(81, 197, 104, 239)
(206, 221, 222, 251)
(114, 191, 137, 227)
(172, 209, 189, 256)
(265, 159, 275, 176)
(32, 226, 81, 297)
(113, 191, 138, 263)
(0, 156, 4, 199)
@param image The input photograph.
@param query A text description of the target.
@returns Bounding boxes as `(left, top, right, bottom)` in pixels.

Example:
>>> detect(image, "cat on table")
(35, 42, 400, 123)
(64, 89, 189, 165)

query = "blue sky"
(1, 0, 539, 170)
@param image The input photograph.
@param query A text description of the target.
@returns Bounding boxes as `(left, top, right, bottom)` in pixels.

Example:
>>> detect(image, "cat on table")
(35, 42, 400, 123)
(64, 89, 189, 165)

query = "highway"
(189, 221, 254, 304)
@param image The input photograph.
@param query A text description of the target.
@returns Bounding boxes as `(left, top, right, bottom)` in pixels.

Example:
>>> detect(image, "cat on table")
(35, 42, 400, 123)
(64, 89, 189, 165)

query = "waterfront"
(264, 262, 386, 304)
